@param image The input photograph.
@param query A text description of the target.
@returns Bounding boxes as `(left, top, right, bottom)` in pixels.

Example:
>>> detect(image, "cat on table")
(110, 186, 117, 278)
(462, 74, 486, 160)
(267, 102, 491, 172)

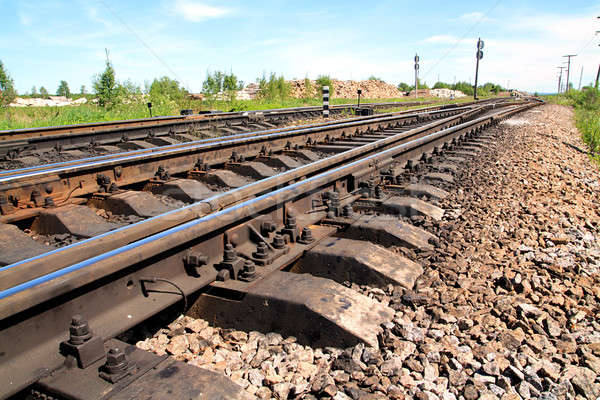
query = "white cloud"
(457, 11, 491, 23)
(423, 35, 461, 44)
(173, 0, 230, 22)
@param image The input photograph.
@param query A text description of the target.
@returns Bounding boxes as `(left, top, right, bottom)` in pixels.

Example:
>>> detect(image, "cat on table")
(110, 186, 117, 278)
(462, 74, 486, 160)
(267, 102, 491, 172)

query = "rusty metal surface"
(35, 338, 253, 400)
(0, 101, 446, 158)
(0, 108, 477, 293)
(296, 236, 423, 289)
(0, 105, 470, 214)
(0, 100, 538, 398)
(192, 270, 394, 348)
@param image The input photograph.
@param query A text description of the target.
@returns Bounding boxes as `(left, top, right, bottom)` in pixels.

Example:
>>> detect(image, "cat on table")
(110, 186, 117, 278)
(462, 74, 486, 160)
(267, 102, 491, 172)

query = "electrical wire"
(421, 0, 503, 81)
(97, 0, 189, 91)
(141, 277, 188, 312)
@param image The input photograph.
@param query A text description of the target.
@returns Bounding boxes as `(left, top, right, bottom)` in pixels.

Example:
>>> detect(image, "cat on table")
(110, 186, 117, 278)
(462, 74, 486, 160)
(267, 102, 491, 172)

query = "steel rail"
(0, 106, 490, 295)
(0, 103, 480, 179)
(0, 101, 536, 398)
(0, 102, 528, 316)
(0, 99, 507, 158)
(0, 105, 481, 214)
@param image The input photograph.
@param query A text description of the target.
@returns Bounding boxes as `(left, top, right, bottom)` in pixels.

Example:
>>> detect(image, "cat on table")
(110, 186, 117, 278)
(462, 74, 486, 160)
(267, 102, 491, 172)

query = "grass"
(544, 89, 600, 163)
(575, 109, 600, 162)
(0, 95, 504, 131)
(0, 96, 440, 131)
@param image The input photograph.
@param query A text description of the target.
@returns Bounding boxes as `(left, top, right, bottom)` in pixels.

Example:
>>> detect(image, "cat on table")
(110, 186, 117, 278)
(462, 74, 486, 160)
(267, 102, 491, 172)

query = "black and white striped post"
(322, 86, 329, 118)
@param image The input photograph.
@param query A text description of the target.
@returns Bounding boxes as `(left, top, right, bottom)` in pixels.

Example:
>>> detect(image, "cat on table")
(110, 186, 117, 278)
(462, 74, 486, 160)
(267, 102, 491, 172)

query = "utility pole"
(578, 66, 584, 90)
(563, 54, 577, 93)
(414, 54, 420, 99)
(473, 38, 484, 100)
(596, 19, 600, 88)
(557, 66, 565, 94)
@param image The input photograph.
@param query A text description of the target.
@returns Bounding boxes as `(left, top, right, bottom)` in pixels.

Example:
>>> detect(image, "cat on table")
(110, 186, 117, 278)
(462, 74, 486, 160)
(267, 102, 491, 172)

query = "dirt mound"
(289, 79, 405, 99)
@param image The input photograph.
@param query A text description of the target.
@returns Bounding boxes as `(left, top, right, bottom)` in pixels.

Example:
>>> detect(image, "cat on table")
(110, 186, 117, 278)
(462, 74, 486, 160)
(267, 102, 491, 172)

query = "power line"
(97, 0, 189, 90)
(421, 0, 503, 80)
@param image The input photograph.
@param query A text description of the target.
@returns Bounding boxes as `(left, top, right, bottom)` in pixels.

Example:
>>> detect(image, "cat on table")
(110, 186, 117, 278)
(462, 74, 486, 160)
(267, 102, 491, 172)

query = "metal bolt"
(253, 242, 269, 259)
(286, 215, 297, 229)
(261, 221, 276, 235)
(272, 234, 286, 249)
(69, 314, 92, 345)
(104, 347, 128, 374)
(329, 192, 340, 208)
(300, 227, 315, 243)
(342, 204, 353, 217)
(223, 243, 236, 262)
(216, 269, 230, 281)
(44, 197, 55, 207)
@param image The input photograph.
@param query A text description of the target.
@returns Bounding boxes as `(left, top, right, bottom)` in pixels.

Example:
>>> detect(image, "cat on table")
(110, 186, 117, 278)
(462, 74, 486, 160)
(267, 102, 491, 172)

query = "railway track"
(0, 97, 539, 399)
(0, 101, 440, 164)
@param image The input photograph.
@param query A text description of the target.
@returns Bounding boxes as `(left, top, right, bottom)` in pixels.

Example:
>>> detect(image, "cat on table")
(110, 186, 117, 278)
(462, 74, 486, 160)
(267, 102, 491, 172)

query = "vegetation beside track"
(544, 87, 600, 162)
(0, 96, 464, 131)
(0, 56, 510, 130)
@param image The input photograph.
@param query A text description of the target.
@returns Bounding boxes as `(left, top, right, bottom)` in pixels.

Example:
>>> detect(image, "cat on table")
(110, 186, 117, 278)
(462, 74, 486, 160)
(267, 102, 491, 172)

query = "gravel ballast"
(137, 104, 599, 400)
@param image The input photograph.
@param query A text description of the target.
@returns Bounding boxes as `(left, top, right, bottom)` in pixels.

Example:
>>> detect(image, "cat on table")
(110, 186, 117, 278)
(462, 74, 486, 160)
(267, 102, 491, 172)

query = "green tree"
(149, 76, 187, 103)
(257, 72, 290, 101)
(223, 72, 243, 102)
(202, 70, 225, 99)
(0, 60, 17, 107)
(368, 76, 384, 82)
(39, 86, 49, 98)
(57, 80, 71, 97)
(31, 86, 38, 97)
(80, 85, 86, 95)
(433, 81, 451, 89)
(452, 81, 474, 96)
(397, 82, 411, 92)
(93, 52, 117, 107)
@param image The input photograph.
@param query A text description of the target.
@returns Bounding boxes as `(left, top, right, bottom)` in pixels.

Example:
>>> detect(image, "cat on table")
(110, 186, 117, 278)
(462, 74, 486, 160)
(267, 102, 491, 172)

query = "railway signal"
(414, 54, 420, 99)
(473, 38, 484, 100)
(322, 86, 330, 118)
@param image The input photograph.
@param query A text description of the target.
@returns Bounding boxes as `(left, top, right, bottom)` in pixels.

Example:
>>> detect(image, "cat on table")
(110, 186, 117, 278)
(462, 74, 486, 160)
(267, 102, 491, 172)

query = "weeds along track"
(0, 101, 446, 165)
(0, 98, 539, 399)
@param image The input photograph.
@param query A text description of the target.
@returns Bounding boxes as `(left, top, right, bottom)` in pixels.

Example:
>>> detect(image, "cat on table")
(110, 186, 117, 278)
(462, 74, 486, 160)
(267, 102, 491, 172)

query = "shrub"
(452, 81, 474, 96)
(397, 82, 411, 92)
(39, 86, 49, 99)
(202, 70, 225, 99)
(223, 72, 243, 102)
(258, 72, 290, 101)
(433, 82, 451, 89)
(0, 60, 16, 107)
(368, 76, 384, 82)
(315, 75, 334, 97)
(149, 76, 186, 101)
(303, 77, 315, 100)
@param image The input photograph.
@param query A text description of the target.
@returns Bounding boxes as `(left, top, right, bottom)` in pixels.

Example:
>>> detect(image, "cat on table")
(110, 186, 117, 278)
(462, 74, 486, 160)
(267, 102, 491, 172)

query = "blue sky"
(1, 0, 599, 95)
